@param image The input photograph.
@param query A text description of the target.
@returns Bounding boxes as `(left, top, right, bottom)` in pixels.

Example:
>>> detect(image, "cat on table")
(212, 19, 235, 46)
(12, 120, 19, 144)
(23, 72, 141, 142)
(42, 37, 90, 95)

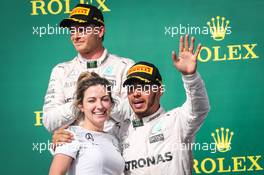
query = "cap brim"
(123, 77, 150, 87)
(59, 18, 102, 28)
(60, 18, 82, 28)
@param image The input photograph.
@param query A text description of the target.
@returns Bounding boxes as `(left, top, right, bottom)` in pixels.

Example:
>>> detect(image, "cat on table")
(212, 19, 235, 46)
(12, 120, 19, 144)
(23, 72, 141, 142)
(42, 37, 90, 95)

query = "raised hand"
(172, 35, 202, 75)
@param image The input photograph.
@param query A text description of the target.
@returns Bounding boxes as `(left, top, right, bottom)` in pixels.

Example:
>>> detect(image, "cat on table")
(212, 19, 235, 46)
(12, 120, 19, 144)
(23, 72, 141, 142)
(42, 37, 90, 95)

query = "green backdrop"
(1, 0, 263, 174)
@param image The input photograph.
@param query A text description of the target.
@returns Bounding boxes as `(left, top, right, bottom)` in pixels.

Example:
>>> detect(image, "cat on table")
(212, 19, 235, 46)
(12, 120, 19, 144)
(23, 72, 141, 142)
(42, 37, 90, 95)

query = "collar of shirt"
(77, 48, 108, 69)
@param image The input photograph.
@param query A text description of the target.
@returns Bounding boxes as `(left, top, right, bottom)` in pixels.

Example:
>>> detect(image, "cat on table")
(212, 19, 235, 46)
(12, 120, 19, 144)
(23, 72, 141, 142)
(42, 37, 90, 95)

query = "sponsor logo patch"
(70, 7, 90, 16)
(128, 65, 153, 75)
(149, 133, 164, 144)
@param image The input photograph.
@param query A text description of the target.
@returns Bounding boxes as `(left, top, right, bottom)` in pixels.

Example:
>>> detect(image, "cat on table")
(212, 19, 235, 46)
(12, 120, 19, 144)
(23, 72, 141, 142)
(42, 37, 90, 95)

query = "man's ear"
(158, 85, 164, 97)
(98, 25, 105, 38)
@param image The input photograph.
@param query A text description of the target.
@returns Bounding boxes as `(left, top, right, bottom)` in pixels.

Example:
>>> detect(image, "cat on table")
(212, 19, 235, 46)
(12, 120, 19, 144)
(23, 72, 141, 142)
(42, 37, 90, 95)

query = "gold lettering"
(227, 45, 241, 60)
(195, 155, 264, 173)
(201, 158, 216, 174)
(198, 47, 211, 62)
(243, 44, 259, 59)
(31, 0, 111, 15)
(47, 0, 63, 15)
(213, 46, 226, 61)
(31, 0, 47, 15)
(79, 0, 86, 4)
(232, 156, 246, 172)
(248, 155, 263, 171)
(34, 111, 43, 127)
(193, 159, 201, 174)
(64, 0, 71, 14)
(217, 158, 231, 173)
(96, 0, 111, 12)
(197, 43, 259, 63)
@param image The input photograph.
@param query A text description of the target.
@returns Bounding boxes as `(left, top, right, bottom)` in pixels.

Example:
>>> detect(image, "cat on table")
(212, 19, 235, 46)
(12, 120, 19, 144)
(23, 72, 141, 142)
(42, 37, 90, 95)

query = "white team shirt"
(119, 72, 210, 175)
(43, 49, 135, 132)
(55, 126, 125, 175)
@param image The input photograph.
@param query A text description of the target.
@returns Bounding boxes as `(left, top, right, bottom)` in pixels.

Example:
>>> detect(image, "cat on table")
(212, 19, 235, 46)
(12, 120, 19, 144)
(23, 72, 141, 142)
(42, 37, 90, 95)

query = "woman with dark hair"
(49, 71, 124, 175)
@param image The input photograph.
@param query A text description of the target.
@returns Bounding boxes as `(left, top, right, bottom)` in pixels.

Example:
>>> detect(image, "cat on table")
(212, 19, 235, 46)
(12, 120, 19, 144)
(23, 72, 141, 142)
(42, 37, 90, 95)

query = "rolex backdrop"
(1, 0, 263, 174)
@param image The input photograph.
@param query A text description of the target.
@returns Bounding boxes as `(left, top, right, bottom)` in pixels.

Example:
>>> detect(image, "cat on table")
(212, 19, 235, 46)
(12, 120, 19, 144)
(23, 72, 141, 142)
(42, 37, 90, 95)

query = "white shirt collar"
(131, 106, 165, 123)
(77, 48, 108, 68)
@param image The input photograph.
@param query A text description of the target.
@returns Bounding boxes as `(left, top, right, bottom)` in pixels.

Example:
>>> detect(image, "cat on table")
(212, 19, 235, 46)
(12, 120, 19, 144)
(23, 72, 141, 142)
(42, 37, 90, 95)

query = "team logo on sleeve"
(149, 122, 165, 144)
(104, 66, 114, 76)
(103, 66, 117, 87)
(151, 122, 163, 134)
